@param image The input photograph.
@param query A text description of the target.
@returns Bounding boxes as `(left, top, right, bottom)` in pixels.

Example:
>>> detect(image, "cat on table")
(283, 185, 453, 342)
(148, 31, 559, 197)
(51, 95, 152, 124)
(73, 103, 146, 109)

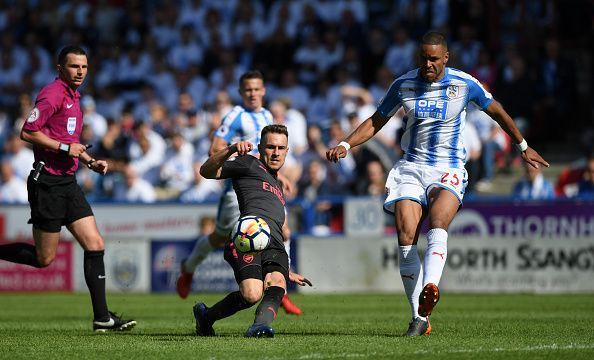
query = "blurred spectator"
(169, 24, 203, 71)
(270, 68, 310, 113)
(467, 102, 510, 192)
(3, 133, 34, 180)
(232, 1, 266, 44)
(269, 98, 307, 157)
(113, 165, 157, 203)
(81, 95, 107, 148)
(463, 120, 482, 193)
(179, 161, 222, 203)
(0, 51, 22, 107)
(384, 26, 416, 78)
(361, 27, 388, 86)
(512, 162, 555, 201)
(0, 111, 11, 151)
(159, 132, 195, 197)
(147, 58, 178, 111)
(326, 119, 356, 190)
(533, 37, 576, 145)
(369, 65, 394, 105)
(450, 24, 482, 72)
(494, 50, 534, 135)
(180, 110, 209, 148)
(470, 48, 496, 90)
(128, 121, 166, 185)
(0, 159, 28, 203)
(319, 26, 344, 75)
(355, 160, 386, 197)
(575, 156, 594, 199)
(306, 75, 333, 128)
(297, 159, 339, 235)
(294, 31, 324, 91)
(300, 124, 328, 169)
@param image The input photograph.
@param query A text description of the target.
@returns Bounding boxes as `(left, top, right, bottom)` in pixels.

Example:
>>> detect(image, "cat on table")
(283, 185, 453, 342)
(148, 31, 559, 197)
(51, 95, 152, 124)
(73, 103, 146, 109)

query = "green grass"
(1, 293, 593, 359)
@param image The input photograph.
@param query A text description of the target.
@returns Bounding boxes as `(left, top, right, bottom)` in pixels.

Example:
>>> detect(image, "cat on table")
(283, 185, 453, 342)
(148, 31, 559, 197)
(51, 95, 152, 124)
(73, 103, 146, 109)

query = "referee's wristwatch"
(59, 142, 70, 155)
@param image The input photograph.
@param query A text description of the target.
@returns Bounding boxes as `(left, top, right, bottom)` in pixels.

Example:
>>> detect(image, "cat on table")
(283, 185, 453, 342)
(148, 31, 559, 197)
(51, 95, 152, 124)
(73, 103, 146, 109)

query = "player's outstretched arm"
(485, 100, 549, 169)
(200, 141, 253, 179)
(326, 111, 389, 163)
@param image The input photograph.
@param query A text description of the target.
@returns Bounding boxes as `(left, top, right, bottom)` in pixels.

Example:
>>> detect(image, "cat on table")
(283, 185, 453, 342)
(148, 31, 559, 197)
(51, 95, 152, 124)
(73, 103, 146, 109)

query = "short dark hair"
(261, 124, 288, 143)
(421, 31, 448, 50)
(57, 45, 87, 66)
(239, 70, 264, 88)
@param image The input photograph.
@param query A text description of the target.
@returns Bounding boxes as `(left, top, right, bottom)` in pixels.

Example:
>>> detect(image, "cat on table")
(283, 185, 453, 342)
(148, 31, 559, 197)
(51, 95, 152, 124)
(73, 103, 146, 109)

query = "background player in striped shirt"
(326, 32, 548, 336)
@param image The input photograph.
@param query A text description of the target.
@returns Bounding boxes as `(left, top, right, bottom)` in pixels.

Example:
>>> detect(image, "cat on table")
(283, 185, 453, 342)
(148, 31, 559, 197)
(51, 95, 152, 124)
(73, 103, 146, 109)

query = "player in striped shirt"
(327, 31, 548, 336)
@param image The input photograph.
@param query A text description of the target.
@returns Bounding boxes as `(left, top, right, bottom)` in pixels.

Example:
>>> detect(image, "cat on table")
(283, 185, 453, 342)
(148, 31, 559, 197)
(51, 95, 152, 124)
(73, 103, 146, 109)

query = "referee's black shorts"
(27, 171, 94, 232)
(223, 240, 289, 284)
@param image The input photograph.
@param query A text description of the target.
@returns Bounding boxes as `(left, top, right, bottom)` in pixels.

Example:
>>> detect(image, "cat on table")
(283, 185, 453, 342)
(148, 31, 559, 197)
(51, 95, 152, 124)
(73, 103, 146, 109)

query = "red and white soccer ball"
(232, 216, 271, 254)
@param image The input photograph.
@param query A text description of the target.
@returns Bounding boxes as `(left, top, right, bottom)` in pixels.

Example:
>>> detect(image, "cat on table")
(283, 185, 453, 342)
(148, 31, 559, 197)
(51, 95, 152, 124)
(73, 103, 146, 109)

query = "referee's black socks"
(206, 291, 253, 324)
(84, 250, 109, 322)
(253, 286, 284, 326)
(0, 242, 41, 267)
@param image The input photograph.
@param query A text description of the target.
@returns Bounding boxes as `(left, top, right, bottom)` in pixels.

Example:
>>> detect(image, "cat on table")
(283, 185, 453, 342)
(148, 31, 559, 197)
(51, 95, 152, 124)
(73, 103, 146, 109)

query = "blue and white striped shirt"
(378, 68, 493, 168)
(214, 105, 273, 156)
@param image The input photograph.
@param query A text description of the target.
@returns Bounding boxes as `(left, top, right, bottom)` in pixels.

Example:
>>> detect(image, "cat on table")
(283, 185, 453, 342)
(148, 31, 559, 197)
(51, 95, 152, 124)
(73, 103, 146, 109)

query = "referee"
(0, 45, 135, 332)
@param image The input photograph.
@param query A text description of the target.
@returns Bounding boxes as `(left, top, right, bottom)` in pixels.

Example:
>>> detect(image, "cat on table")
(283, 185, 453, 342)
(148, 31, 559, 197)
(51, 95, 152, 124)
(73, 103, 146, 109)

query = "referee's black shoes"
(93, 311, 137, 332)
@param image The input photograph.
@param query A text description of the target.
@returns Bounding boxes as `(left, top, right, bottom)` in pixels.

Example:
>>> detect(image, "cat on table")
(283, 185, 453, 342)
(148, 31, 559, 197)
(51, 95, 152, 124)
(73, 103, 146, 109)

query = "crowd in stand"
(0, 0, 591, 208)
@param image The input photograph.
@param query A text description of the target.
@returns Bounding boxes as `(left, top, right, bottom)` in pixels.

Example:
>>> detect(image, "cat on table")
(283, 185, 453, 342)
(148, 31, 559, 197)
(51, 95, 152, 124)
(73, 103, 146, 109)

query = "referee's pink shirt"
(22, 77, 83, 176)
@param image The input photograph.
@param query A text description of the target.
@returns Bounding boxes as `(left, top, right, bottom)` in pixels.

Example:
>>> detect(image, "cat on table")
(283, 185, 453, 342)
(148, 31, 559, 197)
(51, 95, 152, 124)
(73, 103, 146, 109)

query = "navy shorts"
(27, 171, 94, 232)
(223, 240, 289, 284)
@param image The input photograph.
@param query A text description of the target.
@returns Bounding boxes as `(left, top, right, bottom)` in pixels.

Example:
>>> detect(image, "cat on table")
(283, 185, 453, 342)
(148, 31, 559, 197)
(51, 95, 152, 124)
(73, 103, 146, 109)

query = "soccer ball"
(232, 216, 271, 254)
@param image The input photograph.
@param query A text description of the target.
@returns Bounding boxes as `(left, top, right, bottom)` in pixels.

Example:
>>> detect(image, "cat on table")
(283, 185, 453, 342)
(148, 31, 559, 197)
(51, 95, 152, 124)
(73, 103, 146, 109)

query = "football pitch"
(1, 293, 593, 359)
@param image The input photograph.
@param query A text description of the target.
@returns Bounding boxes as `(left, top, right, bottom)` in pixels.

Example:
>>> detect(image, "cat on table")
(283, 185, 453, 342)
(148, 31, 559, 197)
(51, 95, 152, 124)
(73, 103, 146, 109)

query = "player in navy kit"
(327, 32, 548, 336)
(0, 45, 135, 332)
(193, 124, 311, 338)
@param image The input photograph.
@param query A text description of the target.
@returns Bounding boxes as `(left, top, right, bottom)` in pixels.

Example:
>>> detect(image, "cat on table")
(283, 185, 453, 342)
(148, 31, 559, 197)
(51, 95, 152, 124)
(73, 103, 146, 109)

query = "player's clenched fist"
(233, 141, 253, 156)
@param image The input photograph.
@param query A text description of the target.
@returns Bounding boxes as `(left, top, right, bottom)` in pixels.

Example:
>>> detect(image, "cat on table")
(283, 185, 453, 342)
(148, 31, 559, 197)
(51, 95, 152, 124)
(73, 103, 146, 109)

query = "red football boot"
(281, 294, 302, 315)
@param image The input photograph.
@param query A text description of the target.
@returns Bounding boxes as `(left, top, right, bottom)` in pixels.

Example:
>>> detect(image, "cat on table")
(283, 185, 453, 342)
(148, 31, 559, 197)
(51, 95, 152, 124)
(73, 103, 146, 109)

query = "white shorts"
(383, 159, 468, 214)
(215, 181, 241, 236)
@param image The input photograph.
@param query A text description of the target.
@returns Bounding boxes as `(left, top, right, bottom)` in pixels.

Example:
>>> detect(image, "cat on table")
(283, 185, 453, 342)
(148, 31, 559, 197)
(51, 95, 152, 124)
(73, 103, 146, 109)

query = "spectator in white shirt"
(4, 133, 34, 180)
(160, 132, 195, 195)
(81, 96, 107, 148)
(0, 159, 28, 203)
(169, 24, 203, 71)
(269, 69, 310, 113)
(114, 165, 157, 203)
(128, 122, 166, 185)
(384, 26, 416, 78)
(269, 98, 307, 157)
(179, 161, 222, 203)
